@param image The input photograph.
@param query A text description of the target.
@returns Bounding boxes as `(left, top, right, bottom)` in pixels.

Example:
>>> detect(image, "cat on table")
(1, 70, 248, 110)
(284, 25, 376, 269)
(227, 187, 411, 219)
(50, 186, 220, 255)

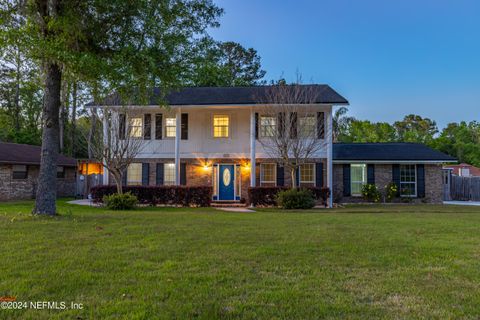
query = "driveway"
(444, 201, 480, 206)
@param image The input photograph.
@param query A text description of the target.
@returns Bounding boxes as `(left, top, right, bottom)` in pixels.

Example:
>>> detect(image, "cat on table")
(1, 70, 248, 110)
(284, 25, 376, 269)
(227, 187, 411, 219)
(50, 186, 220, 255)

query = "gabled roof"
(87, 85, 349, 106)
(0, 142, 77, 166)
(333, 143, 456, 163)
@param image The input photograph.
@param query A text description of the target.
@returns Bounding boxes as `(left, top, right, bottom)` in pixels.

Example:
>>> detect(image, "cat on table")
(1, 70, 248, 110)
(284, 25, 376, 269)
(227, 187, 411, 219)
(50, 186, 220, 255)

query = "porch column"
(250, 107, 256, 187)
(327, 108, 333, 208)
(175, 107, 181, 185)
(102, 110, 109, 185)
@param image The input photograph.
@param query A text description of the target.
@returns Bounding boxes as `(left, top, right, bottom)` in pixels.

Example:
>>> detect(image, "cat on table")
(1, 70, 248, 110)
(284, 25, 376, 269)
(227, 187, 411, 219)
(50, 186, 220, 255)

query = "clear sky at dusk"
(209, 0, 480, 129)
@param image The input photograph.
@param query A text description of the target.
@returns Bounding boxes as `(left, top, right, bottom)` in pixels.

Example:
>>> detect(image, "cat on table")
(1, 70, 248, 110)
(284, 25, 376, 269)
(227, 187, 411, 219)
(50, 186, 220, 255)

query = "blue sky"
(209, 0, 480, 129)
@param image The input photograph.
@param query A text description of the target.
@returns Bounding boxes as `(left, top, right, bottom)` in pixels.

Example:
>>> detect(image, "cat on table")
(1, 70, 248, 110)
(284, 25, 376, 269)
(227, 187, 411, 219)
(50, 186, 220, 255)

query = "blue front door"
(219, 164, 235, 200)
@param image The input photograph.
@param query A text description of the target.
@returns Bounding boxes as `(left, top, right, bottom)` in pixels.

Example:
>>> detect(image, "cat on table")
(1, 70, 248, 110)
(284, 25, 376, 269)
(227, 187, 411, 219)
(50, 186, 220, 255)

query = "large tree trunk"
(34, 63, 61, 215)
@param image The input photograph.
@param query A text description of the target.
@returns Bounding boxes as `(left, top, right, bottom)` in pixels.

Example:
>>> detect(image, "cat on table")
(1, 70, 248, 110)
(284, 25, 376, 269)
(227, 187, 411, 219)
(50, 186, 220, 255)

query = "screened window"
(164, 163, 176, 185)
(165, 117, 176, 138)
(129, 117, 143, 138)
(350, 164, 367, 196)
(127, 163, 142, 185)
(261, 163, 276, 183)
(12, 165, 27, 179)
(300, 163, 315, 183)
(400, 164, 417, 197)
(299, 115, 316, 137)
(57, 166, 65, 179)
(213, 115, 229, 138)
(260, 116, 276, 137)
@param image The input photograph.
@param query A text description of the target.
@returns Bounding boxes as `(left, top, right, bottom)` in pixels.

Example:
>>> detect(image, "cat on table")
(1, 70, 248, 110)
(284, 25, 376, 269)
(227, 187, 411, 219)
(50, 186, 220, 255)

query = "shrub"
(276, 188, 315, 209)
(91, 185, 212, 207)
(361, 184, 381, 203)
(248, 186, 331, 207)
(103, 192, 138, 210)
(385, 182, 398, 202)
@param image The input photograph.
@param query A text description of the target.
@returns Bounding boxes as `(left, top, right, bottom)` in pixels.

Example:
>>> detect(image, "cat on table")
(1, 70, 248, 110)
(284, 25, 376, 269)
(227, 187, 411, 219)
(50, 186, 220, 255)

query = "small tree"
(88, 108, 144, 194)
(257, 82, 326, 188)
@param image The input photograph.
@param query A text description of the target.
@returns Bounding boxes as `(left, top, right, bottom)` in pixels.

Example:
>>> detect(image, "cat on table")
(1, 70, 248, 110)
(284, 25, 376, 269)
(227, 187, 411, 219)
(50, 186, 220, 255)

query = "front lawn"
(1, 201, 479, 319)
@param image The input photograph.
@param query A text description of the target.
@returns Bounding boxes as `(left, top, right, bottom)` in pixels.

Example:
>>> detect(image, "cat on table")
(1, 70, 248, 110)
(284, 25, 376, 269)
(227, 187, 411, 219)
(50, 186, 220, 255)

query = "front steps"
(211, 201, 247, 208)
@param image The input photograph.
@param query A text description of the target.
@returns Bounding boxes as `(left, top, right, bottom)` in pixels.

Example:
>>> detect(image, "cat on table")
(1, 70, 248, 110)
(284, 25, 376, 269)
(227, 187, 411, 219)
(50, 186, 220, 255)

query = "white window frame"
(164, 163, 176, 185)
(165, 117, 176, 138)
(212, 114, 230, 138)
(400, 164, 417, 197)
(128, 117, 143, 138)
(299, 114, 316, 137)
(300, 163, 315, 184)
(260, 163, 277, 184)
(350, 164, 367, 196)
(260, 115, 276, 138)
(127, 163, 142, 185)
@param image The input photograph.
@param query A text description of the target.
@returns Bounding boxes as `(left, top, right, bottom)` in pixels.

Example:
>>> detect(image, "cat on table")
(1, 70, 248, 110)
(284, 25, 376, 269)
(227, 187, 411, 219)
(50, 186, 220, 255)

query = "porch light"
(203, 164, 209, 171)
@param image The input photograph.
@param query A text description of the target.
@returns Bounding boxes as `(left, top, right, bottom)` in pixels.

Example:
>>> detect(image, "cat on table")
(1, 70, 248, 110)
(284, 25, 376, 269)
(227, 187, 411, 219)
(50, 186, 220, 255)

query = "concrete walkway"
(215, 207, 255, 213)
(67, 199, 100, 206)
(444, 201, 480, 206)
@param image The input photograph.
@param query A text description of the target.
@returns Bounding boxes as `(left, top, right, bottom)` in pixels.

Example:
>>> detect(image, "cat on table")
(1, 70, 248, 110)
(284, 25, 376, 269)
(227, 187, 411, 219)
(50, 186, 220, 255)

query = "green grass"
(1, 200, 480, 319)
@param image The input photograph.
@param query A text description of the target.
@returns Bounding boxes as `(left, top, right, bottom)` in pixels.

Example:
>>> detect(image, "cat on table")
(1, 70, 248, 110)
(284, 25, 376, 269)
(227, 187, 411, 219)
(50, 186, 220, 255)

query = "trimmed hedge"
(91, 185, 212, 207)
(248, 186, 331, 207)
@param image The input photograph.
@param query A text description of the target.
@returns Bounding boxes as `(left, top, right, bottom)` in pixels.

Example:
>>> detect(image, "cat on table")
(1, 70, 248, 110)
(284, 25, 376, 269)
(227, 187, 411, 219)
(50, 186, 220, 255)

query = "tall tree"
(394, 114, 438, 144)
(1, 0, 222, 214)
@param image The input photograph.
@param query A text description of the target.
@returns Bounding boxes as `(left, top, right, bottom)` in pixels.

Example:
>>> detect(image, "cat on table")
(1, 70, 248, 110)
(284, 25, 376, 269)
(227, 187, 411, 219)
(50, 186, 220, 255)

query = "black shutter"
(290, 112, 297, 138)
(156, 163, 164, 185)
(276, 164, 284, 186)
(141, 163, 149, 186)
(180, 163, 187, 185)
(343, 164, 351, 196)
(295, 166, 300, 187)
(316, 162, 324, 187)
(119, 114, 126, 140)
(144, 114, 151, 140)
(155, 114, 162, 140)
(367, 164, 375, 185)
(122, 169, 127, 186)
(278, 112, 285, 138)
(417, 164, 425, 198)
(392, 164, 400, 196)
(181, 113, 188, 140)
(317, 112, 325, 139)
(255, 113, 259, 139)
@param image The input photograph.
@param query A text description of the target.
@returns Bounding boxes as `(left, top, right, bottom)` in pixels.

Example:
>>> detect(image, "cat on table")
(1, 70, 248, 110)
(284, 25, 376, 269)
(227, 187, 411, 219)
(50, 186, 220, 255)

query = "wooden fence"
(450, 176, 480, 201)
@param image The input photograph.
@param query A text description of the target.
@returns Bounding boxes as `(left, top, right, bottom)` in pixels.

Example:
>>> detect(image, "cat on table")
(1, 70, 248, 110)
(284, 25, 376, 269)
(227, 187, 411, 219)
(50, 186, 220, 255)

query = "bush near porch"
(91, 185, 212, 207)
(248, 186, 330, 207)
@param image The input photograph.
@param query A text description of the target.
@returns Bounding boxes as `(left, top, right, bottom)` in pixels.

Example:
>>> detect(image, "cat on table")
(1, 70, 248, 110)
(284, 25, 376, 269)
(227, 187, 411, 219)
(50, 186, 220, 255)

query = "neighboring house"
(0, 142, 77, 201)
(333, 143, 456, 203)
(444, 163, 480, 177)
(91, 86, 455, 205)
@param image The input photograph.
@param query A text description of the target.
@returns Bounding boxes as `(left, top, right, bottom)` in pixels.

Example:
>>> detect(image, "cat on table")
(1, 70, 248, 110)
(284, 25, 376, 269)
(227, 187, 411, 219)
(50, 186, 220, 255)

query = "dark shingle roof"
(333, 143, 456, 162)
(0, 142, 77, 166)
(87, 85, 349, 106)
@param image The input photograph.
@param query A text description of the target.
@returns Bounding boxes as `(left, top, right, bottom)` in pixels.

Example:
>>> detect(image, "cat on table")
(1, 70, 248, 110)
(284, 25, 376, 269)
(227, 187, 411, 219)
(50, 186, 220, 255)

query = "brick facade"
(0, 164, 76, 201)
(333, 163, 444, 204)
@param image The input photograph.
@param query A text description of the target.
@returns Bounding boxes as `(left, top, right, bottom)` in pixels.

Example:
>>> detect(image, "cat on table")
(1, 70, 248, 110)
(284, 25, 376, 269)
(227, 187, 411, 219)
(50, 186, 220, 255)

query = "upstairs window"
(128, 117, 143, 138)
(260, 163, 276, 183)
(350, 164, 367, 196)
(164, 163, 176, 185)
(300, 163, 315, 183)
(165, 117, 176, 138)
(400, 164, 417, 197)
(127, 163, 142, 185)
(57, 166, 65, 179)
(12, 165, 28, 179)
(213, 115, 229, 138)
(299, 115, 316, 137)
(260, 116, 276, 137)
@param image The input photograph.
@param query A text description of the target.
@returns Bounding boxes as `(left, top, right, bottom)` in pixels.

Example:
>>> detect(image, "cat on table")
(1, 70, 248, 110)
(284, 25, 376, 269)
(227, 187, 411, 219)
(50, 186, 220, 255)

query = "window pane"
(400, 164, 416, 196)
(127, 163, 142, 185)
(261, 163, 276, 182)
(260, 116, 276, 137)
(213, 115, 229, 138)
(299, 116, 315, 137)
(164, 163, 176, 185)
(350, 164, 367, 196)
(300, 163, 314, 183)
(165, 118, 176, 137)
(129, 117, 143, 138)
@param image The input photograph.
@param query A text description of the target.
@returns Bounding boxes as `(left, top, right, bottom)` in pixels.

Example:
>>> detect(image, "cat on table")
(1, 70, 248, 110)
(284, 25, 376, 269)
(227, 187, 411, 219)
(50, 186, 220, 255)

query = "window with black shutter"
(143, 114, 151, 140)
(181, 113, 188, 140)
(155, 114, 162, 139)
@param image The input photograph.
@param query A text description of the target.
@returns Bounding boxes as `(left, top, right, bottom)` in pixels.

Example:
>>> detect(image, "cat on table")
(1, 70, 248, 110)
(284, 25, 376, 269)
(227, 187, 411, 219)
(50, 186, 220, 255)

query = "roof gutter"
(333, 160, 457, 164)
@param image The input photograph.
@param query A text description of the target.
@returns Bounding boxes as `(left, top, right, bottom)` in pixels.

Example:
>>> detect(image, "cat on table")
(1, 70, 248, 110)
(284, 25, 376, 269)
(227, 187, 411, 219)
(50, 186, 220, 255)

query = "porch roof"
(86, 85, 349, 107)
(0, 142, 77, 167)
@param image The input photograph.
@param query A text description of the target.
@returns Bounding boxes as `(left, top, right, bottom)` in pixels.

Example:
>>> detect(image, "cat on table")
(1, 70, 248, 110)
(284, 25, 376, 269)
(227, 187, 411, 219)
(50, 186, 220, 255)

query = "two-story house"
(90, 85, 455, 205)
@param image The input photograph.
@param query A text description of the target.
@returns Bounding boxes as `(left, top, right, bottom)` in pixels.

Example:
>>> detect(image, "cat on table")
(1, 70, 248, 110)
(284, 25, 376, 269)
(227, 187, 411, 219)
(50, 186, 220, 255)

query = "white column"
(250, 108, 256, 187)
(102, 110, 109, 185)
(327, 107, 333, 208)
(175, 107, 181, 185)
